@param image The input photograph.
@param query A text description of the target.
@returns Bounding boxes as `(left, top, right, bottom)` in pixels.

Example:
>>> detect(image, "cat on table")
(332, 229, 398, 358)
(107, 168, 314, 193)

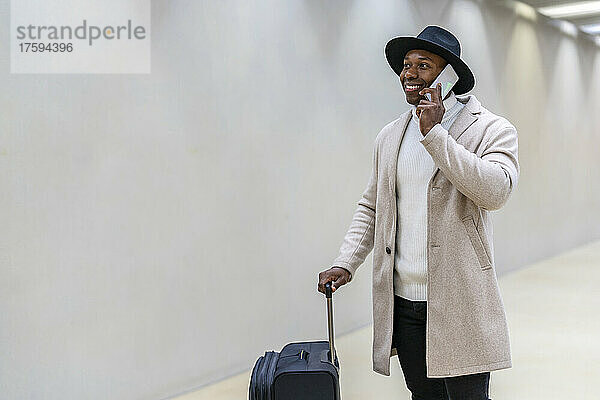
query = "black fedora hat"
(385, 25, 475, 95)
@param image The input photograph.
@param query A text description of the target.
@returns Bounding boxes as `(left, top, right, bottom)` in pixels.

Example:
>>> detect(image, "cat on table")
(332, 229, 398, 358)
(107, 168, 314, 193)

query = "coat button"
(386, 247, 391, 254)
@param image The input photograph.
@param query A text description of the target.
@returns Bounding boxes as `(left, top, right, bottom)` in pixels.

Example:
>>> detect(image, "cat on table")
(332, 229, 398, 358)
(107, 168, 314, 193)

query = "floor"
(173, 240, 600, 399)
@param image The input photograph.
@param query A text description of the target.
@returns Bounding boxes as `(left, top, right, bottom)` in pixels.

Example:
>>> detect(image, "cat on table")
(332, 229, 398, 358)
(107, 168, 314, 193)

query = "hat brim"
(385, 36, 475, 95)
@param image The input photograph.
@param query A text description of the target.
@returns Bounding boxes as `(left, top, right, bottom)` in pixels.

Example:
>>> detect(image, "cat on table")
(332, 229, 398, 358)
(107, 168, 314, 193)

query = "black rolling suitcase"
(249, 282, 341, 400)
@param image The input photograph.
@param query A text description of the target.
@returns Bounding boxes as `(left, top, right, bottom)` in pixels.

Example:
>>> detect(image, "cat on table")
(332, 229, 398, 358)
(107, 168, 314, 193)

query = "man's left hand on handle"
(416, 83, 445, 136)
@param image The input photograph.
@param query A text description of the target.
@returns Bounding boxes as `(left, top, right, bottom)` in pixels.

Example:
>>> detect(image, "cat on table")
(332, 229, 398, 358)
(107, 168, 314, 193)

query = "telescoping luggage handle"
(324, 282, 336, 364)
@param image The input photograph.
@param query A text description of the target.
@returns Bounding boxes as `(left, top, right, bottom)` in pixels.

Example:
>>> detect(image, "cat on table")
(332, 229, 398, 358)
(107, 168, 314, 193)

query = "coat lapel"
(447, 94, 481, 142)
(389, 95, 482, 186)
(388, 112, 412, 188)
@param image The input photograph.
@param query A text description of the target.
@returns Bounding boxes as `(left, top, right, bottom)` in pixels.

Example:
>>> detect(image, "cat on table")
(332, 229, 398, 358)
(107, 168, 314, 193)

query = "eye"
(404, 62, 429, 69)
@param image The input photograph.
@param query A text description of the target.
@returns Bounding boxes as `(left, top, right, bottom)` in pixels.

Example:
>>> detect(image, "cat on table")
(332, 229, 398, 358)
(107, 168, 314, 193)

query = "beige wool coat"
(332, 94, 519, 378)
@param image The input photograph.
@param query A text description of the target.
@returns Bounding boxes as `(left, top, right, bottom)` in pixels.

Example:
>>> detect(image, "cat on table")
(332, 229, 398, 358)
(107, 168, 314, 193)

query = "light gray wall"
(1, 0, 599, 399)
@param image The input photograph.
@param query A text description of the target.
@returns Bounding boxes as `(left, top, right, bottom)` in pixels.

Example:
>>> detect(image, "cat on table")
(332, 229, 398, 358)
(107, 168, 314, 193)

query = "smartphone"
(425, 63, 459, 101)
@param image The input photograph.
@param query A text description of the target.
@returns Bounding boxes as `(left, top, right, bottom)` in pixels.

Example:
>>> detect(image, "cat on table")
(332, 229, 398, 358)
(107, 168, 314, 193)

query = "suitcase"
(249, 282, 341, 400)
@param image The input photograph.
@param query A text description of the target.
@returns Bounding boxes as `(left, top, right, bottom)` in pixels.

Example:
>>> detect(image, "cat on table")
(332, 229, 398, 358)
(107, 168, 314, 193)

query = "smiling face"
(399, 49, 448, 106)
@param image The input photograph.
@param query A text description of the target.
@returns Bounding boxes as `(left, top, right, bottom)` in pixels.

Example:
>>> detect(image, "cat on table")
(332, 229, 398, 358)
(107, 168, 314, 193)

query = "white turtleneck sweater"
(394, 91, 465, 301)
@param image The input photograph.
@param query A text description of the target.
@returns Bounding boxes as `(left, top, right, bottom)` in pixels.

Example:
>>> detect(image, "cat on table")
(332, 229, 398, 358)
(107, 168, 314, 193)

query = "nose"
(405, 66, 418, 80)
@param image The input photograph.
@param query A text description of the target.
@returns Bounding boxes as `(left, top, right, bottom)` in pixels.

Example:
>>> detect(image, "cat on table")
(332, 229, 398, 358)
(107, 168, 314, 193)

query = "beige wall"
(1, 0, 599, 399)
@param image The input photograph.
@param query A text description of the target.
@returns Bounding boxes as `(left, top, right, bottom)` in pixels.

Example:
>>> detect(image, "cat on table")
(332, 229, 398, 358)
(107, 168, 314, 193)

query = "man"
(318, 25, 519, 399)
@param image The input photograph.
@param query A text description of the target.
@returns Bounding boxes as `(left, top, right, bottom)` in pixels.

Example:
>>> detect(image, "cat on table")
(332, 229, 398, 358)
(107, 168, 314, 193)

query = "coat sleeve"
(331, 135, 380, 282)
(419, 123, 520, 211)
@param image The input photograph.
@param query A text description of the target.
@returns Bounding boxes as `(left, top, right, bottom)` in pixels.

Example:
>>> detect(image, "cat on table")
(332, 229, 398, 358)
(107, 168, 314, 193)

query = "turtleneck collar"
(411, 90, 458, 121)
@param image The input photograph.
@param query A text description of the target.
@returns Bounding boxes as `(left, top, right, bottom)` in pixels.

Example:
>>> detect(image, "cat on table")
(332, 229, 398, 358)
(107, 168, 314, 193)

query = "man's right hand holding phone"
(318, 267, 351, 294)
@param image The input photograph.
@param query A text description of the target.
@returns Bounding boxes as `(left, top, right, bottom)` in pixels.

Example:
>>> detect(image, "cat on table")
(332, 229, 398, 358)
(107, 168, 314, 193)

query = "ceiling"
(514, 0, 600, 38)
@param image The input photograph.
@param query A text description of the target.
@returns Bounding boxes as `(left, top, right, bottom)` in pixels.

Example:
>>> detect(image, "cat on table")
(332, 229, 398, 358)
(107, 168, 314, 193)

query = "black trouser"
(392, 295, 491, 400)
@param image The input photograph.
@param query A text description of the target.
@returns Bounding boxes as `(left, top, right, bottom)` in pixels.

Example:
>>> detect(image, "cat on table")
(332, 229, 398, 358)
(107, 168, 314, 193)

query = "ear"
(436, 61, 448, 75)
